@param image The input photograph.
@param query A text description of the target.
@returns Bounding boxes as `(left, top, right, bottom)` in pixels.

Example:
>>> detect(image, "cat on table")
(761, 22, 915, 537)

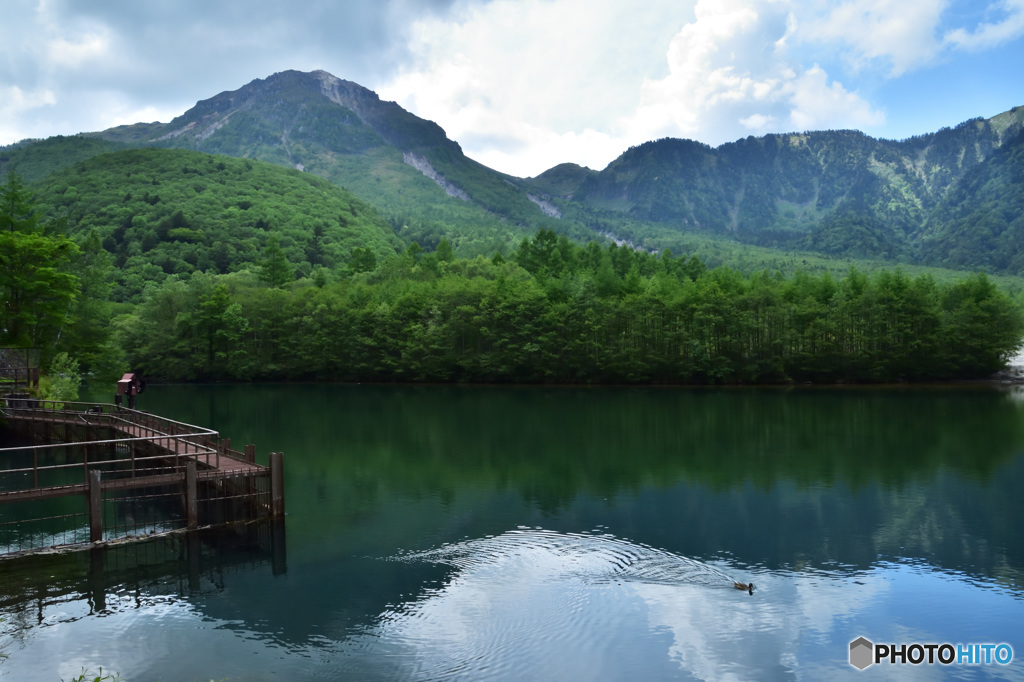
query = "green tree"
(348, 246, 377, 274)
(0, 229, 81, 351)
(259, 234, 294, 288)
(0, 170, 39, 233)
(38, 352, 81, 407)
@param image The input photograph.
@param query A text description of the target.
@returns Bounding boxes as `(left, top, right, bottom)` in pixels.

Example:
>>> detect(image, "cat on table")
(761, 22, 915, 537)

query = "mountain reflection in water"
(1, 384, 1021, 680)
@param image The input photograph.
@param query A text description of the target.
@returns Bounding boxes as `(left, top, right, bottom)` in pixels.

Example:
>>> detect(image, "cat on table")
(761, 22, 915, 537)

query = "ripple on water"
(397, 528, 744, 589)
(360, 529, 753, 679)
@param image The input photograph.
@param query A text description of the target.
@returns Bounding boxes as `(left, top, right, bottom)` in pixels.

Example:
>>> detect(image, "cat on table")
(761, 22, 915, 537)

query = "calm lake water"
(2, 384, 1024, 680)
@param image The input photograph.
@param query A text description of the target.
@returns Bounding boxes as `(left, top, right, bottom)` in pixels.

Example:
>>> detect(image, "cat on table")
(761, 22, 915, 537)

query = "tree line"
(115, 229, 1024, 384)
(0, 170, 118, 379)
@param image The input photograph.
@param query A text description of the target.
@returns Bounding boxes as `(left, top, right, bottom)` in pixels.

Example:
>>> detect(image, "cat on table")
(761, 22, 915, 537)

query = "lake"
(2, 384, 1023, 680)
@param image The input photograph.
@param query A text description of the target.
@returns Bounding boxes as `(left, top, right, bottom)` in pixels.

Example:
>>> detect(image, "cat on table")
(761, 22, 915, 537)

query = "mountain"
(525, 112, 1024, 263)
(3, 68, 1024, 275)
(93, 69, 576, 256)
(33, 148, 403, 301)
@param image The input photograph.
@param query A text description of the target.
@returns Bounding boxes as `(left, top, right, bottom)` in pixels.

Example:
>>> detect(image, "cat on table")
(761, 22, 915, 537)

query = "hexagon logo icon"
(849, 637, 874, 670)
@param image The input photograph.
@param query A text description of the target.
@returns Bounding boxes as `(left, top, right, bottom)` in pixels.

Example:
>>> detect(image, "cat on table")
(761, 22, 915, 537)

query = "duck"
(733, 581, 754, 595)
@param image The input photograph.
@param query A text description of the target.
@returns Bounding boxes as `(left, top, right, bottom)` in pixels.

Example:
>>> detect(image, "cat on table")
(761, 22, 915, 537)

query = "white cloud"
(944, 0, 1024, 50)
(46, 32, 111, 68)
(109, 105, 185, 128)
(629, 0, 884, 145)
(0, 86, 58, 143)
(802, 0, 948, 76)
(1, 0, 1021, 172)
(740, 113, 776, 130)
(787, 65, 885, 130)
(379, 0, 689, 175)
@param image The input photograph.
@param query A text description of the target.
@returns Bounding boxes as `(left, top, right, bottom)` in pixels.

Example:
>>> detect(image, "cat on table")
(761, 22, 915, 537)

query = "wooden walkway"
(0, 400, 283, 548)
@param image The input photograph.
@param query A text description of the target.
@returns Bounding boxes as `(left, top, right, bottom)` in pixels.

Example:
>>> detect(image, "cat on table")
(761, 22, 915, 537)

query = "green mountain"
(526, 113, 1024, 265)
(3, 69, 1024, 276)
(33, 148, 403, 301)
(94, 69, 574, 256)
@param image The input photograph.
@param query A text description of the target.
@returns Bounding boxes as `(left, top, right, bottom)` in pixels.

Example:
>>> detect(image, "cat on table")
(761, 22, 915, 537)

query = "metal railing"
(0, 399, 260, 496)
(1, 397, 280, 556)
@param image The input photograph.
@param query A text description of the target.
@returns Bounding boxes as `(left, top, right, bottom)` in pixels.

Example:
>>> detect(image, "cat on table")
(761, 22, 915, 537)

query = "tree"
(38, 352, 80, 407)
(348, 246, 377, 274)
(0, 176, 81, 352)
(259, 235, 294, 288)
(0, 170, 39, 233)
(436, 238, 454, 262)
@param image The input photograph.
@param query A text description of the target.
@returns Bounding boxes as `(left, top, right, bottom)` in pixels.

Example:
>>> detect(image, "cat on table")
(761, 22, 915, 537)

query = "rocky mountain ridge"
(3, 69, 1023, 272)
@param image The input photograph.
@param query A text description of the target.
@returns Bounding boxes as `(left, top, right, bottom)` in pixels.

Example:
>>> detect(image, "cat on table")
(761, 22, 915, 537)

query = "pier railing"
(0, 398, 283, 556)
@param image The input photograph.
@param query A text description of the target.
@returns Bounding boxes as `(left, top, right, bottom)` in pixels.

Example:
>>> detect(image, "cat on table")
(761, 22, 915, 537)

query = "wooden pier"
(0, 398, 284, 555)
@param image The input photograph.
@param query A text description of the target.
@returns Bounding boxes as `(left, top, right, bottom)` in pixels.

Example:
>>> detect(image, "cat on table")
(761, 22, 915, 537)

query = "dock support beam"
(89, 469, 102, 542)
(270, 451, 285, 518)
(185, 460, 198, 528)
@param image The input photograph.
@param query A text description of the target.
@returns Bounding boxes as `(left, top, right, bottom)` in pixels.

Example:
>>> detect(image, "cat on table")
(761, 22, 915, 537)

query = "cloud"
(46, 33, 111, 69)
(0, 0, 466, 144)
(1, 0, 1021, 175)
(802, 0, 947, 76)
(630, 0, 884, 145)
(0, 86, 58, 143)
(378, 0, 687, 175)
(787, 66, 885, 130)
(944, 0, 1024, 50)
(740, 113, 776, 130)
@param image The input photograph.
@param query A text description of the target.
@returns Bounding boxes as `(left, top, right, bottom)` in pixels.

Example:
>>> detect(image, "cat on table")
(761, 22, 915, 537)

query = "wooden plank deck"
(1, 401, 283, 552)
(3, 408, 264, 474)
(1, 406, 266, 504)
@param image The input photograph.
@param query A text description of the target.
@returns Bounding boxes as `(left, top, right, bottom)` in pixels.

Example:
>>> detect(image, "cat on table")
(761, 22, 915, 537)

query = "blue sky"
(1, 0, 1022, 177)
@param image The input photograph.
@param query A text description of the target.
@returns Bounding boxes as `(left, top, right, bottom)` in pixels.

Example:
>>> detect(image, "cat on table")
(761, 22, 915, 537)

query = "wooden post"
(89, 469, 102, 543)
(244, 444, 257, 499)
(271, 517, 287, 576)
(89, 547, 106, 612)
(187, 531, 201, 591)
(270, 451, 285, 518)
(185, 460, 198, 528)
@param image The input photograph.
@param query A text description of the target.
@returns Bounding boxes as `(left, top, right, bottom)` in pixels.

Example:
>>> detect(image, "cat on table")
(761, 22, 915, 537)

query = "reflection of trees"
(241, 385, 1024, 493)
(0, 523, 283, 632)
(140, 385, 1024, 586)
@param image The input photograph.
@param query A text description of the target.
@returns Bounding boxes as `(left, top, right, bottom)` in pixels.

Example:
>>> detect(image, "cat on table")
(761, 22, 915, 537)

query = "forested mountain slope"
(916, 129, 1024, 272)
(2, 69, 1023, 275)
(526, 111, 1024, 264)
(33, 148, 403, 301)
(94, 69, 572, 256)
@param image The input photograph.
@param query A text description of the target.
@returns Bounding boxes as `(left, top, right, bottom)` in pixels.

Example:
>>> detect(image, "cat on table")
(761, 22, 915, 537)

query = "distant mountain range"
(2, 69, 1023, 274)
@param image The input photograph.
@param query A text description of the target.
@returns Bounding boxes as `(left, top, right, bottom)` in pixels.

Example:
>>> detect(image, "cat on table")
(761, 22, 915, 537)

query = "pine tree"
(259, 235, 294, 288)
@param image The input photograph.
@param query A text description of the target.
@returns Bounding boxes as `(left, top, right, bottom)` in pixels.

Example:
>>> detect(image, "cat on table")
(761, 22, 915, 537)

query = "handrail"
(0, 401, 219, 454)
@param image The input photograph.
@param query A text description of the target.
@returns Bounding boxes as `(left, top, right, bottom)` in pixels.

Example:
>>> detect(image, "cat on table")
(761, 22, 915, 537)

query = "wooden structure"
(0, 348, 40, 391)
(0, 398, 284, 555)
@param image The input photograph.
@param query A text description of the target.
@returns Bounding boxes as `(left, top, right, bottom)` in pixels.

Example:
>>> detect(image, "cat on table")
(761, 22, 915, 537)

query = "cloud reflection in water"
(324, 529, 893, 680)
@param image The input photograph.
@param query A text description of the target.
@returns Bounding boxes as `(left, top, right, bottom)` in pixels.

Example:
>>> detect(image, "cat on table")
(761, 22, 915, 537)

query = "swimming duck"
(733, 581, 754, 595)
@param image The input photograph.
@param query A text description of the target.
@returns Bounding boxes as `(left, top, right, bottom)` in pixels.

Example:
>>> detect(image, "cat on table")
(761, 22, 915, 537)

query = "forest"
(115, 229, 1023, 384)
(2, 150, 1023, 387)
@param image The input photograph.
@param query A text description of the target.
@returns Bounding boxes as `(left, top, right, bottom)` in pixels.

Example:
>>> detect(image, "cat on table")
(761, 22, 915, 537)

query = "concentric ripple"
(396, 528, 743, 588)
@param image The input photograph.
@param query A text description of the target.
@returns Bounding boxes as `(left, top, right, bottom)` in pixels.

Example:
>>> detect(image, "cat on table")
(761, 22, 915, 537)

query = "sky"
(2, 0, 1023, 178)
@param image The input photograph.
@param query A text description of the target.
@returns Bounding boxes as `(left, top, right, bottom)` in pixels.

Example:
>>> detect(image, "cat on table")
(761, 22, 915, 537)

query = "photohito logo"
(849, 637, 1013, 670)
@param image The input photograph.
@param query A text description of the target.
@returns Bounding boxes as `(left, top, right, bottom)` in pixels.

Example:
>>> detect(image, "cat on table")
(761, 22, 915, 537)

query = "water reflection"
(4, 384, 1019, 679)
(0, 521, 286, 679)
(333, 531, 1020, 681)
(398, 529, 751, 588)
